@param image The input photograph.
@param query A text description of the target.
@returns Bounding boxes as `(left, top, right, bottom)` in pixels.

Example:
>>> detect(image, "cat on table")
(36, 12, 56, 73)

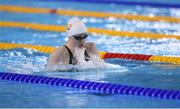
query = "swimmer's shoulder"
(48, 46, 69, 65)
(52, 46, 69, 55)
(58, 46, 70, 63)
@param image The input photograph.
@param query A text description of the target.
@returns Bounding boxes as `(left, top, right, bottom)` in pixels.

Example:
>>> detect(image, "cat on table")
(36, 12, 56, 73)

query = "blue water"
(0, 0, 180, 108)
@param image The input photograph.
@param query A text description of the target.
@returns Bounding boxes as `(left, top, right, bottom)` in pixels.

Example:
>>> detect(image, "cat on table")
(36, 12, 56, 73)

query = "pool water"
(0, 0, 180, 108)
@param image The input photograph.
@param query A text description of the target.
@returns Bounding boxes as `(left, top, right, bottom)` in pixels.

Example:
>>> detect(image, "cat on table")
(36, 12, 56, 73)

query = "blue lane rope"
(0, 72, 180, 100)
(36, 0, 180, 8)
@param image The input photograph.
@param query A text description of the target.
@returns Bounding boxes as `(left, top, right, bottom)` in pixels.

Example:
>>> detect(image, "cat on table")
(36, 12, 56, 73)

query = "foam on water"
(0, 49, 47, 74)
(90, 34, 180, 56)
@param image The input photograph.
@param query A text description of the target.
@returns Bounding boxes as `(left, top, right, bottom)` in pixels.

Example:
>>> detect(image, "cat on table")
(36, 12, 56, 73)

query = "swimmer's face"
(73, 33, 88, 41)
(72, 33, 88, 47)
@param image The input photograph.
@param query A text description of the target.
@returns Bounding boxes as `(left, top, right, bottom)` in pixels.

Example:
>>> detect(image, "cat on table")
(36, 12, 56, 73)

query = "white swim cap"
(67, 17, 87, 37)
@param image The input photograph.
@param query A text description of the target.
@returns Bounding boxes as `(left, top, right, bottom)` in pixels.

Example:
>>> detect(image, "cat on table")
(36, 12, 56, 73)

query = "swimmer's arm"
(47, 46, 69, 65)
(84, 42, 99, 57)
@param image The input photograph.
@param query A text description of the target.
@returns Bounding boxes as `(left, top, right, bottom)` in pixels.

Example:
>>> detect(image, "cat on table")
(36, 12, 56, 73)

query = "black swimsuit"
(64, 45, 90, 65)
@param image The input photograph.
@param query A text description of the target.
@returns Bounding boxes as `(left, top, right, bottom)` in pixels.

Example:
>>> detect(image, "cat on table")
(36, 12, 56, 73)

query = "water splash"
(46, 47, 128, 74)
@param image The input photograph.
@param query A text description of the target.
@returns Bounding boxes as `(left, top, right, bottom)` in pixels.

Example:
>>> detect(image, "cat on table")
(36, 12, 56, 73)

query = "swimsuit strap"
(84, 50, 90, 61)
(64, 45, 91, 65)
(64, 45, 78, 65)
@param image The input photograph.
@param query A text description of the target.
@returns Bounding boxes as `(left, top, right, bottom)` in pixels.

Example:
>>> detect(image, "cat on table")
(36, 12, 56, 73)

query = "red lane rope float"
(103, 53, 152, 61)
(0, 42, 179, 64)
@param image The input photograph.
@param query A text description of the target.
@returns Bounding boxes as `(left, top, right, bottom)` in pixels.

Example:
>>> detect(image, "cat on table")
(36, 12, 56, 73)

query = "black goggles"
(73, 34, 88, 40)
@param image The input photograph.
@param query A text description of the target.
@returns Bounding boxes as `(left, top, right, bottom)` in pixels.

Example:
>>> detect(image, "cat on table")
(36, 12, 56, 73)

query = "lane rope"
(0, 72, 179, 100)
(0, 5, 180, 23)
(41, 0, 180, 8)
(0, 42, 180, 64)
(1, 21, 180, 40)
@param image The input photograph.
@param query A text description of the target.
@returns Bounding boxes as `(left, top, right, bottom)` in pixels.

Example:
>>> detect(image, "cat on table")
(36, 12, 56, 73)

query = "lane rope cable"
(0, 72, 179, 100)
(0, 5, 180, 23)
(1, 21, 180, 40)
(44, 0, 180, 8)
(0, 42, 179, 64)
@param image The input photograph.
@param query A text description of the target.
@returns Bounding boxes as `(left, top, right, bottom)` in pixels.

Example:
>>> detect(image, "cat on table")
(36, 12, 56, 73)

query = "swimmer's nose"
(80, 39, 85, 43)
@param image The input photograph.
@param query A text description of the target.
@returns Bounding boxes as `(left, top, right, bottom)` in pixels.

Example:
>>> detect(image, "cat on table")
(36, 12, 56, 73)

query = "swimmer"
(47, 17, 99, 69)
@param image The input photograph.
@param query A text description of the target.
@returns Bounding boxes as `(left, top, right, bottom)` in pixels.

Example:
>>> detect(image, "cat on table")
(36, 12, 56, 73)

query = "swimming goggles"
(73, 33, 88, 40)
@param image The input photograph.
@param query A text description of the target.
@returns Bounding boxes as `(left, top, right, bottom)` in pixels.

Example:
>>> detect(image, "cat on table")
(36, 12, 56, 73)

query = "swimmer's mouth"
(79, 44, 84, 48)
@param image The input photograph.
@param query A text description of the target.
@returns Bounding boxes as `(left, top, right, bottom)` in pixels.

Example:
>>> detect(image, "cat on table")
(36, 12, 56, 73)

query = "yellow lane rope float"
(0, 42, 179, 64)
(1, 21, 180, 40)
(0, 42, 55, 54)
(0, 5, 180, 23)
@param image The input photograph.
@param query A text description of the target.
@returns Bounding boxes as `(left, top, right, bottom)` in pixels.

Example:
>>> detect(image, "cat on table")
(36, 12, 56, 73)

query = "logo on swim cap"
(67, 17, 87, 37)
(67, 24, 72, 30)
